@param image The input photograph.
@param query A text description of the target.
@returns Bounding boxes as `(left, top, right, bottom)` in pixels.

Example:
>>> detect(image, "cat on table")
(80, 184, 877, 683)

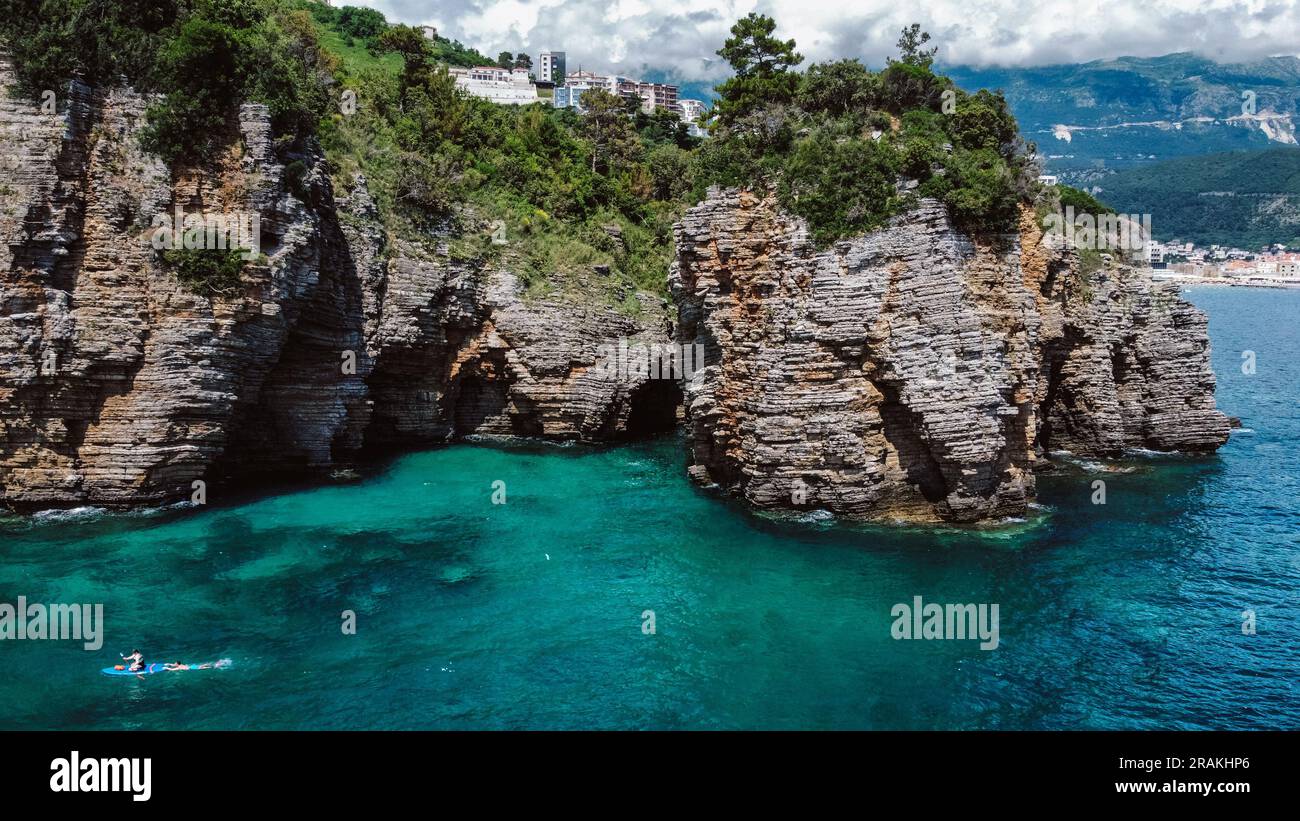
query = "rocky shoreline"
(0, 64, 1229, 521)
(0, 62, 674, 510)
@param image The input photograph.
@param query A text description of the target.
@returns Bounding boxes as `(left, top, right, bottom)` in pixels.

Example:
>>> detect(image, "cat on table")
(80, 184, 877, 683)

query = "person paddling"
(121, 649, 145, 672)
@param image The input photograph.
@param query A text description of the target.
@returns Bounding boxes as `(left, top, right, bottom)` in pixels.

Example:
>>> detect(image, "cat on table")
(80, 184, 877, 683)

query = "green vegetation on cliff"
(314, 15, 698, 302)
(1056, 184, 1115, 217)
(0, 0, 336, 165)
(693, 16, 1039, 243)
(1, 2, 1044, 296)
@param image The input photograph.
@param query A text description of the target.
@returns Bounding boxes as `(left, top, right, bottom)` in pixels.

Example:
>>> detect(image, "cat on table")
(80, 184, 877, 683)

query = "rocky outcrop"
(0, 62, 1229, 520)
(670, 189, 1229, 523)
(0, 63, 672, 509)
(1020, 212, 1231, 458)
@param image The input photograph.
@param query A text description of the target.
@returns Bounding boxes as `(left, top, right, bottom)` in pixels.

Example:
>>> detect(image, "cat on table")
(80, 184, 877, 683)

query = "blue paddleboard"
(102, 663, 166, 676)
(101, 660, 228, 676)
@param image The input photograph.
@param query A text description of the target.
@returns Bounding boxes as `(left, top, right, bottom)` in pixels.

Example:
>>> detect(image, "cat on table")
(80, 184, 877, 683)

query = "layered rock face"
(0, 64, 671, 509)
(1020, 213, 1231, 458)
(671, 189, 1230, 523)
(0, 64, 1230, 520)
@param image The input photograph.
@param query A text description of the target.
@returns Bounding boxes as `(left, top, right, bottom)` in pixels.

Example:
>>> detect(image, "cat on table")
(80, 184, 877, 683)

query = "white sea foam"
(31, 506, 107, 522)
(1125, 447, 1177, 458)
(796, 509, 835, 524)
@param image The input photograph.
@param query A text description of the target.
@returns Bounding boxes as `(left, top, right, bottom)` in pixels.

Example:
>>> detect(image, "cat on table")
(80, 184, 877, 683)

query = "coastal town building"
(1151, 244, 1300, 287)
(675, 99, 709, 136)
(566, 69, 607, 86)
(443, 49, 689, 119)
(551, 71, 614, 112)
(678, 99, 707, 122)
(538, 51, 566, 86)
(559, 70, 680, 114)
(1147, 241, 1165, 266)
(449, 66, 540, 105)
(635, 81, 679, 114)
(553, 83, 597, 111)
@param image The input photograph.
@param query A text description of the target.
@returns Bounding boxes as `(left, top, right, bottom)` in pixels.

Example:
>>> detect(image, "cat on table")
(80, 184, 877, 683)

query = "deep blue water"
(0, 286, 1296, 729)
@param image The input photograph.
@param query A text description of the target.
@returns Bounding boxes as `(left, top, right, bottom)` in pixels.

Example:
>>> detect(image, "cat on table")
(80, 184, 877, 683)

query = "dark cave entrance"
(453, 374, 510, 436)
(624, 380, 683, 438)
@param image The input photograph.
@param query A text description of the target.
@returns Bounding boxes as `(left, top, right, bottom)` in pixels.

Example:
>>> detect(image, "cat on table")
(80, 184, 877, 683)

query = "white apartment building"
(555, 72, 617, 112)
(450, 66, 540, 105)
(1147, 241, 1166, 265)
(678, 99, 706, 122)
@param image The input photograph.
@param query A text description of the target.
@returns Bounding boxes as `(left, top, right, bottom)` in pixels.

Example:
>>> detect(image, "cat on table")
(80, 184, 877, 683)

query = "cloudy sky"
(355, 0, 1300, 84)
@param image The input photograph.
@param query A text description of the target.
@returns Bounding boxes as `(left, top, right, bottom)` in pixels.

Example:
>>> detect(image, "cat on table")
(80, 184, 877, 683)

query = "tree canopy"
(713, 13, 803, 124)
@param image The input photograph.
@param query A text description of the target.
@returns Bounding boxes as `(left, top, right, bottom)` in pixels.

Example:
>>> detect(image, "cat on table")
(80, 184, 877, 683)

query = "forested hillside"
(1096, 147, 1300, 248)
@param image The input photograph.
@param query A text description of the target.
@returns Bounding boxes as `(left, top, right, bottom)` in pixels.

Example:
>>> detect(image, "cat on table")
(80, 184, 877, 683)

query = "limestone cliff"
(0, 62, 672, 509)
(0, 62, 1230, 521)
(670, 189, 1230, 523)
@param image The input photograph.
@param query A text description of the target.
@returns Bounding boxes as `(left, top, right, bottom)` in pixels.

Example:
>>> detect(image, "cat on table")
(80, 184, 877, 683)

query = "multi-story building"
(559, 71, 679, 114)
(538, 51, 566, 86)
(450, 66, 540, 105)
(637, 81, 679, 114)
(565, 70, 611, 88)
(556, 72, 624, 111)
(554, 84, 600, 111)
(463, 66, 514, 82)
(678, 99, 707, 122)
(1147, 240, 1166, 266)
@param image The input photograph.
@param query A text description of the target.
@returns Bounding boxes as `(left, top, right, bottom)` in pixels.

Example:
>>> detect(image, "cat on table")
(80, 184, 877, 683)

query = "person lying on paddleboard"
(121, 649, 146, 672)
(163, 661, 222, 671)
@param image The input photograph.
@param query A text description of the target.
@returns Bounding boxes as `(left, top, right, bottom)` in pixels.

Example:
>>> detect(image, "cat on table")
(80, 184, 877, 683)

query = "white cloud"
(359, 0, 1300, 81)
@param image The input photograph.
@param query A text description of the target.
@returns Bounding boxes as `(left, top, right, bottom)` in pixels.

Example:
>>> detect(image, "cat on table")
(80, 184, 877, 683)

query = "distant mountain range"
(946, 53, 1300, 180)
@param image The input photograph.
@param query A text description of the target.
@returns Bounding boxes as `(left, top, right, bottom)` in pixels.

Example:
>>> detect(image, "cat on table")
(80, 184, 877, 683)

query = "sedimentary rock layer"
(0, 63, 671, 508)
(0, 61, 1229, 521)
(670, 189, 1230, 523)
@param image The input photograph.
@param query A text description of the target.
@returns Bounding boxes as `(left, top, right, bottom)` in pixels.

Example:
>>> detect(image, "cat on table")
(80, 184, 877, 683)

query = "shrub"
(647, 144, 694, 201)
(935, 148, 1020, 232)
(796, 59, 878, 118)
(949, 89, 1019, 154)
(161, 247, 247, 295)
(1057, 184, 1114, 216)
(778, 131, 901, 245)
(140, 17, 242, 165)
(336, 5, 386, 42)
(876, 62, 947, 114)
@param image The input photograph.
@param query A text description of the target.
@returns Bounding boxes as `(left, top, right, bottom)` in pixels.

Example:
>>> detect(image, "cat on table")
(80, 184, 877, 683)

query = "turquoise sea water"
(1, 286, 1296, 730)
